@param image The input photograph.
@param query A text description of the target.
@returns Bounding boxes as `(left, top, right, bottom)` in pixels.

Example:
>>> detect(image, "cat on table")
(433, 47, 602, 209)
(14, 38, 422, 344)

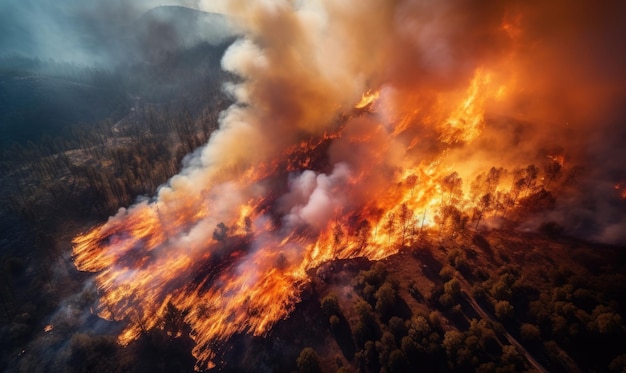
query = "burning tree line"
(69, 106, 579, 370)
(327, 151, 575, 251)
(66, 0, 626, 370)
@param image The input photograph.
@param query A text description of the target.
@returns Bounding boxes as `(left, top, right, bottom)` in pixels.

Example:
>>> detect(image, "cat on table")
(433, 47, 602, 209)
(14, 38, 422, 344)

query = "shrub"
(495, 300, 514, 320)
(321, 293, 341, 316)
(296, 347, 321, 373)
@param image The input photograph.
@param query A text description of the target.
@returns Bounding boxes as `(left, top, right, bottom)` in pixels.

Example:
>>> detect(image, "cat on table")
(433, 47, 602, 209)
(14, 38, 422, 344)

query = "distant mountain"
(131, 6, 237, 63)
(0, 58, 128, 147)
(0, 6, 237, 147)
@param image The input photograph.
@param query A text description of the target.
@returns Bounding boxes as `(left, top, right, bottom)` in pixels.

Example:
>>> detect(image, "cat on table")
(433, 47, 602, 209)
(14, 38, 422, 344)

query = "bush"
(444, 279, 461, 298)
(296, 347, 321, 373)
(388, 317, 406, 340)
(388, 349, 408, 372)
(439, 293, 455, 309)
(375, 282, 397, 319)
(495, 300, 514, 320)
(520, 323, 541, 343)
(439, 266, 455, 281)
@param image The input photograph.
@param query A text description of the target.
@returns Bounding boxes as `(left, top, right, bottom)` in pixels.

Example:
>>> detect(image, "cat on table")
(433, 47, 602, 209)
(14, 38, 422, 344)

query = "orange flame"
(72, 65, 566, 370)
(354, 89, 380, 109)
(440, 69, 493, 144)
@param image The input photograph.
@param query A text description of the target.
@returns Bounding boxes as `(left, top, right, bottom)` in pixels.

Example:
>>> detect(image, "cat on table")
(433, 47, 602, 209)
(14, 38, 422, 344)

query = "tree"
(161, 302, 189, 338)
(444, 279, 461, 299)
(212, 222, 228, 242)
(543, 157, 562, 187)
(439, 266, 455, 281)
(384, 213, 396, 244)
(589, 305, 624, 334)
(388, 349, 408, 372)
(524, 164, 539, 194)
(486, 167, 502, 193)
(321, 293, 341, 317)
(495, 300, 514, 320)
(500, 345, 523, 369)
(353, 300, 380, 345)
(441, 172, 463, 205)
(355, 219, 371, 249)
(296, 347, 321, 373)
(442, 330, 464, 358)
(437, 205, 468, 238)
(520, 323, 541, 343)
(474, 193, 492, 229)
(333, 223, 344, 246)
(375, 282, 397, 320)
(388, 317, 406, 340)
(398, 203, 413, 246)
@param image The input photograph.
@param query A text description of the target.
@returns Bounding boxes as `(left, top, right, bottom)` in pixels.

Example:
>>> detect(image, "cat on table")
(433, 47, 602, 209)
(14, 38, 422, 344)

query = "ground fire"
(72, 1, 626, 370)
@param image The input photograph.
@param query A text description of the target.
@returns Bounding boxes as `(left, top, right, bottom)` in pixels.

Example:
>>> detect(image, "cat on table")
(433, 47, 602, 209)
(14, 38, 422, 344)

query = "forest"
(2, 79, 625, 370)
(2, 3, 626, 373)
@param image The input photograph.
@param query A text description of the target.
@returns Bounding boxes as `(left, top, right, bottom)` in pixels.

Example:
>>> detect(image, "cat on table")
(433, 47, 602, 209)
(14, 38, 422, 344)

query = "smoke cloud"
(190, 0, 626, 243)
(57, 0, 626, 369)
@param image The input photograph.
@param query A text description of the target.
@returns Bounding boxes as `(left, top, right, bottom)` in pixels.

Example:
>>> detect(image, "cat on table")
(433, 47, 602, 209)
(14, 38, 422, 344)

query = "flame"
(439, 69, 493, 144)
(354, 89, 380, 109)
(547, 154, 565, 167)
(69, 6, 607, 366)
(71, 65, 530, 370)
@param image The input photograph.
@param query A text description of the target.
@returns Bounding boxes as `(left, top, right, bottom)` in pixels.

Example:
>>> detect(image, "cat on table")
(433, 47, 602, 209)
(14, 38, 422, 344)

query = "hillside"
(2, 1, 626, 372)
(0, 5, 235, 147)
(4, 224, 623, 372)
(217, 231, 626, 372)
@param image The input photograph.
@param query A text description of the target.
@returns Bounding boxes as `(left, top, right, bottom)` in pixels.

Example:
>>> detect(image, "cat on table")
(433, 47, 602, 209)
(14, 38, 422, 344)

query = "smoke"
(51, 0, 626, 370)
(281, 163, 351, 231)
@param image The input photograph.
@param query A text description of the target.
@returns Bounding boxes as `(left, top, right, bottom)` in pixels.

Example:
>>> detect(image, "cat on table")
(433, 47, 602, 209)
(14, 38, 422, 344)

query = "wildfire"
(440, 69, 493, 144)
(71, 81, 509, 368)
(71, 68, 522, 368)
(547, 154, 565, 167)
(69, 1, 620, 370)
